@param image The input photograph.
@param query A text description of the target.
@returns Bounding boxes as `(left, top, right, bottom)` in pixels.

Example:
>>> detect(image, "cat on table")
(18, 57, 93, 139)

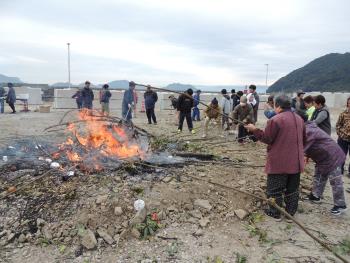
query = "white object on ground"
(45, 158, 52, 163)
(67, 171, 74, 177)
(2, 156, 8, 162)
(50, 162, 60, 169)
(134, 199, 145, 211)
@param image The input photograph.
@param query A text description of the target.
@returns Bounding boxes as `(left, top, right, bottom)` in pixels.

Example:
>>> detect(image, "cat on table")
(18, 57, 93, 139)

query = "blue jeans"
(192, 107, 200, 121)
(0, 98, 4, 113)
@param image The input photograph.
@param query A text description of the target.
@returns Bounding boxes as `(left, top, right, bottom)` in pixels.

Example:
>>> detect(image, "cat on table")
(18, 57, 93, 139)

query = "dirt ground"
(0, 105, 350, 263)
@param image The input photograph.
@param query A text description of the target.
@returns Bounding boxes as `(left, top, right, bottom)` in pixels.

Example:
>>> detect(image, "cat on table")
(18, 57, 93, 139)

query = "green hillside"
(267, 53, 350, 93)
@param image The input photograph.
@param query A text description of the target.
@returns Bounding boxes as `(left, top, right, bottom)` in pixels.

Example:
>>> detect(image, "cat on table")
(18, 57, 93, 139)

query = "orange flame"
(62, 109, 142, 163)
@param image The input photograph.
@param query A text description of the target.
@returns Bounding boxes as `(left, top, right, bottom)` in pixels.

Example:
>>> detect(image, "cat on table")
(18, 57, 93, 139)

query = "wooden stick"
(134, 83, 246, 125)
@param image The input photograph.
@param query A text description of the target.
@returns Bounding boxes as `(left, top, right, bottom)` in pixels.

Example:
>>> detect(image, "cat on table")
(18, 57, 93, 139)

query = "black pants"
(338, 137, 350, 175)
(266, 173, 300, 216)
(8, 102, 16, 113)
(178, 111, 193, 131)
(238, 125, 257, 142)
(146, 108, 157, 124)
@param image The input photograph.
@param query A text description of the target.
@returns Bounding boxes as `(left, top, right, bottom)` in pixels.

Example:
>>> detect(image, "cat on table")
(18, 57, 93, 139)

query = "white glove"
(128, 103, 131, 108)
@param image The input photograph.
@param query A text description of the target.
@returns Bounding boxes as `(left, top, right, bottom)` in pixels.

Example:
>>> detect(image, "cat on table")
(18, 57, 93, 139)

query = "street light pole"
(67, 43, 71, 89)
(265, 63, 269, 88)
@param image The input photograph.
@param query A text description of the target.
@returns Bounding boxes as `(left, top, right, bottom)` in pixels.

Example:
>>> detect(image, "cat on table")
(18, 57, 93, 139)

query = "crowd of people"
(2, 81, 349, 221)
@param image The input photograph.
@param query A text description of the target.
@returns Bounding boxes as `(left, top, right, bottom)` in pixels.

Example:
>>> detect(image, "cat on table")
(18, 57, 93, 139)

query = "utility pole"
(265, 63, 269, 88)
(67, 43, 71, 89)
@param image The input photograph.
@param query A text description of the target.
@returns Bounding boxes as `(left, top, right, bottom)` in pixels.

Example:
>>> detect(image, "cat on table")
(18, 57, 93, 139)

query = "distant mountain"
(268, 53, 350, 93)
(166, 83, 195, 92)
(107, 80, 129, 89)
(0, 74, 23, 83)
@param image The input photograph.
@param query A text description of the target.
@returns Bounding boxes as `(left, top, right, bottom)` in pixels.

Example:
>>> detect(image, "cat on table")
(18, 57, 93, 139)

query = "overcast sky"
(0, 0, 349, 86)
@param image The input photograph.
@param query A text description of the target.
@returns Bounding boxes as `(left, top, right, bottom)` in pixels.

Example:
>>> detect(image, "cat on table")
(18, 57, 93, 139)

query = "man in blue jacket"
(122, 81, 135, 123)
(144, 85, 158, 124)
(192, 90, 201, 121)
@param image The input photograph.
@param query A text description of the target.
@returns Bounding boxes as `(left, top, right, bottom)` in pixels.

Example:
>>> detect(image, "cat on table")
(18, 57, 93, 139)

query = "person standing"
(144, 85, 158, 124)
(233, 96, 255, 143)
(0, 85, 6, 114)
(122, 81, 135, 123)
(72, 88, 83, 109)
(311, 95, 331, 135)
(303, 95, 315, 120)
(231, 89, 240, 110)
(263, 95, 276, 119)
(202, 98, 221, 138)
(245, 95, 305, 221)
(100, 84, 112, 116)
(336, 97, 350, 178)
(81, 81, 94, 110)
(132, 88, 138, 118)
(192, 90, 201, 121)
(177, 89, 194, 134)
(296, 112, 347, 215)
(6, 83, 16, 114)
(220, 89, 232, 131)
(292, 90, 306, 112)
(248, 85, 259, 123)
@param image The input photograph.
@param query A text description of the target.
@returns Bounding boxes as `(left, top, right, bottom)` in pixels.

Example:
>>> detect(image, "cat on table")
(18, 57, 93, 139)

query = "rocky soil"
(0, 108, 350, 263)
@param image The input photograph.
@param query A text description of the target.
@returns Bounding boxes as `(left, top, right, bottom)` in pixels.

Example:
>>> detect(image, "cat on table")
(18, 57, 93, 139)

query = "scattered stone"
(130, 208, 147, 226)
(194, 199, 212, 211)
(36, 218, 46, 227)
(162, 176, 173, 183)
(42, 225, 53, 240)
(97, 228, 114, 245)
(18, 234, 26, 243)
(193, 228, 204, 237)
(131, 228, 141, 239)
(199, 217, 210, 227)
(141, 259, 153, 263)
(189, 210, 202, 219)
(238, 180, 247, 186)
(186, 217, 198, 224)
(81, 229, 97, 250)
(96, 195, 108, 205)
(234, 209, 249, 220)
(183, 203, 194, 211)
(114, 207, 123, 216)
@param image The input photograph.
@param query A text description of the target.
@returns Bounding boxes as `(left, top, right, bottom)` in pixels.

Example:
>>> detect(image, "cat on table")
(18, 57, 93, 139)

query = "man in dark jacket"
(6, 83, 16, 114)
(100, 84, 112, 116)
(144, 85, 158, 124)
(177, 89, 194, 134)
(81, 81, 94, 110)
(122, 81, 135, 123)
(0, 85, 6, 114)
(72, 88, 83, 109)
(231, 89, 240, 109)
(233, 96, 255, 143)
(311, 95, 331, 135)
(245, 95, 305, 221)
(298, 112, 347, 215)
